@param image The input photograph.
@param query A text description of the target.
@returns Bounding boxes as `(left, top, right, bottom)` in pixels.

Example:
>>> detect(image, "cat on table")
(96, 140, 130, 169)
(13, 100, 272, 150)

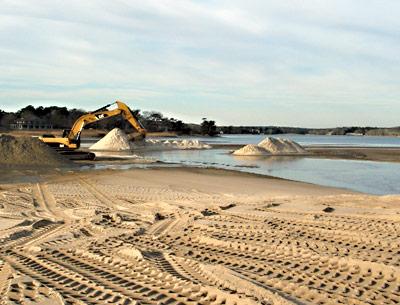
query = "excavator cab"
(60, 128, 81, 148)
(62, 129, 70, 137)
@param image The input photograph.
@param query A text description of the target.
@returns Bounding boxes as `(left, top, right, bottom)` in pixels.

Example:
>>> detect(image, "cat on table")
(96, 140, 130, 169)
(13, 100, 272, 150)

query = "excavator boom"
(39, 101, 146, 149)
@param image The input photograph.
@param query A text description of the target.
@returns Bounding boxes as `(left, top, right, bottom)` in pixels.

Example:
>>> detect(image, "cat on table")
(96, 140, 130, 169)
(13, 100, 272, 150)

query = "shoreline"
(212, 144, 400, 163)
(0, 165, 354, 195)
(306, 146, 400, 163)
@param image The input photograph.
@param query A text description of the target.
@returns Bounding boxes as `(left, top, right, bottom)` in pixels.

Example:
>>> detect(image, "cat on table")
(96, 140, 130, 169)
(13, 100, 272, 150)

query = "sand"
(142, 138, 211, 150)
(0, 167, 399, 304)
(233, 137, 307, 156)
(232, 144, 270, 156)
(91, 128, 211, 152)
(90, 128, 133, 151)
(308, 146, 400, 163)
(0, 134, 71, 167)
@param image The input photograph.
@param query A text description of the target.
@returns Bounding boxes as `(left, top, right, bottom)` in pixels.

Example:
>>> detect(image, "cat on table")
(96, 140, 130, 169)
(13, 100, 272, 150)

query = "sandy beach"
(1, 167, 399, 304)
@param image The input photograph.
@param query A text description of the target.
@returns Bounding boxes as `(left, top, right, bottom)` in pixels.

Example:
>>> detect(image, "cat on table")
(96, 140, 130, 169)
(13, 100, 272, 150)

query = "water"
(82, 134, 400, 195)
(140, 149, 400, 195)
(149, 134, 400, 147)
(82, 134, 400, 148)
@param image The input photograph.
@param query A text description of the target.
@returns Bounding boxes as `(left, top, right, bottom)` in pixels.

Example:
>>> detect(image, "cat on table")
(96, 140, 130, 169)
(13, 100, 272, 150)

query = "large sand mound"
(258, 137, 306, 154)
(232, 144, 269, 156)
(233, 137, 306, 156)
(91, 129, 211, 152)
(0, 135, 71, 167)
(90, 128, 133, 151)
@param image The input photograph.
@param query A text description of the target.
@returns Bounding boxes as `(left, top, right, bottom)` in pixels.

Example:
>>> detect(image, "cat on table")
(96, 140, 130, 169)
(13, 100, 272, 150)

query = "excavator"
(39, 101, 146, 152)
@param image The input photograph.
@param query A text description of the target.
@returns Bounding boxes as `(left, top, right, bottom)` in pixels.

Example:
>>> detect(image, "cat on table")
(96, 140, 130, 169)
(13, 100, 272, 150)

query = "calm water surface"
(152, 134, 400, 147)
(83, 135, 400, 195)
(82, 134, 400, 148)
(140, 149, 400, 195)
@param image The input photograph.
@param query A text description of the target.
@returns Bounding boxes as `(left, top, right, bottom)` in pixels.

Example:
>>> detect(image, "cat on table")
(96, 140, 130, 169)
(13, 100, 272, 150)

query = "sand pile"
(91, 129, 211, 152)
(233, 137, 306, 156)
(232, 144, 270, 156)
(258, 137, 306, 154)
(175, 139, 211, 149)
(142, 139, 211, 150)
(90, 128, 133, 151)
(0, 135, 71, 167)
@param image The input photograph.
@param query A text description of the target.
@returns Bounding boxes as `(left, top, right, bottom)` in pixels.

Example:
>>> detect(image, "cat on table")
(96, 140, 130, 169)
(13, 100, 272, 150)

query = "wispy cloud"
(0, 0, 399, 127)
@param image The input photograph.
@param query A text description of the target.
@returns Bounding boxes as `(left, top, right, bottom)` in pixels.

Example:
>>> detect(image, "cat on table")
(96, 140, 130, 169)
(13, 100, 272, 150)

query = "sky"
(0, 0, 399, 127)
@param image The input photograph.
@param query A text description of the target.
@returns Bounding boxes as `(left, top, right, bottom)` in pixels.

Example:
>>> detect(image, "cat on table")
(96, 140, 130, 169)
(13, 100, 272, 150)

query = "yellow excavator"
(39, 100, 146, 150)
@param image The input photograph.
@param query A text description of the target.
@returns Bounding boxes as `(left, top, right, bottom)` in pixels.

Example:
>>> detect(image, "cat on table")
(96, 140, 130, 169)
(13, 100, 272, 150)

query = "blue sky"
(0, 0, 399, 127)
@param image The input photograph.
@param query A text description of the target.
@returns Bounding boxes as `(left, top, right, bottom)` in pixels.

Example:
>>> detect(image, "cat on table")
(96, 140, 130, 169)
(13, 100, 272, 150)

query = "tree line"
(0, 105, 218, 136)
(0, 105, 85, 129)
(217, 125, 400, 136)
(1, 105, 397, 136)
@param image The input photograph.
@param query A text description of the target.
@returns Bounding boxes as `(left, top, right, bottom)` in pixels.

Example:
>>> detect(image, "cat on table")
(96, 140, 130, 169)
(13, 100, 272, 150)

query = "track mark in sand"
(147, 217, 183, 237)
(151, 217, 400, 305)
(2, 175, 400, 305)
(142, 251, 193, 282)
(78, 177, 115, 208)
(1, 273, 65, 305)
(40, 248, 254, 304)
(0, 260, 13, 299)
(162, 254, 216, 286)
(32, 183, 52, 216)
(0, 187, 36, 216)
(34, 183, 65, 220)
(4, 250, 137, 305)
(0, 221, 63, 250)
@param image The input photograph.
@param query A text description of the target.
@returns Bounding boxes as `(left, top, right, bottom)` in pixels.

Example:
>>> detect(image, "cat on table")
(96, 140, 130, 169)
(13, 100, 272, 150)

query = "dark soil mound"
(0, 135, 72, 168)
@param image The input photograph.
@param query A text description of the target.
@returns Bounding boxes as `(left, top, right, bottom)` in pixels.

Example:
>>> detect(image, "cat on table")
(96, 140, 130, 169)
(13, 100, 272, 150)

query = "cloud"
(0, 0, 399, 127)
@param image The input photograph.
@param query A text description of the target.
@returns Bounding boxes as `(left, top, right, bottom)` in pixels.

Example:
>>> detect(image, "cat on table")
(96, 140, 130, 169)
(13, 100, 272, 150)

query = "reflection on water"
(232, 155, 302, 165)
(93, 151, 142, 159)
(138, 149, 400, 195)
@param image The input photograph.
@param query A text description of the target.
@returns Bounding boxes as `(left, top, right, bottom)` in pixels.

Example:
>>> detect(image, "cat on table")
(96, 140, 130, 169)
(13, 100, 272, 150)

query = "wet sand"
(0, 167, 399, 304)
(307, 146, 400, 163)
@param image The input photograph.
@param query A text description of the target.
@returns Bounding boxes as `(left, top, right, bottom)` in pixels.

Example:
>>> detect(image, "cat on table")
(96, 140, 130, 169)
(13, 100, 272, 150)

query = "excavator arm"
(40, 101, 146, 149)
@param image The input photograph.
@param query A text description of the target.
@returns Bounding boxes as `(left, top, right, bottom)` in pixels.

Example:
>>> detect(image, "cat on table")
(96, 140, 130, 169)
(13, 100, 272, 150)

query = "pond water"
(82, 134, 400, 195)
(152, 134, 400, 147)
(139, 148, 400, 195)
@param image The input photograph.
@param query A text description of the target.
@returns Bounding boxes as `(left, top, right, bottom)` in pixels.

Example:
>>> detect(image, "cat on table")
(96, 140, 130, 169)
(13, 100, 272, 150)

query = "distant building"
(10, 118, 53, 130)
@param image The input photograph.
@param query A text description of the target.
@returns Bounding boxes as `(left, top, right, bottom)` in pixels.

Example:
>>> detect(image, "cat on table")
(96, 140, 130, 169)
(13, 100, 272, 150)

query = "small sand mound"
(0, 135, 71, 167)
(118, 246, 143, 260)
(232, 144, 269, 156)
(139, 139, 211, 150)
(90, 128, 132, 151)
(175, 139, 211, 149)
